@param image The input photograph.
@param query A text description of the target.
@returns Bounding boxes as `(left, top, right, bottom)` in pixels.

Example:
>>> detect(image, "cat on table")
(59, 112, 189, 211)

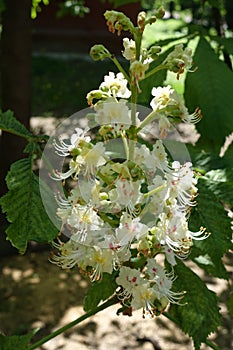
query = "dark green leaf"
(185, 37, 233, 151)
(0, 158, 58, 253)
(222, 141, 233, 168)
(189, 177, 233, 278)
(84, 272, 117, 312)
(168, 260, 221, 350)
(214, 37, 233, 55)
(0, 110, 32, 139)
(138, 47, 170, 106)
(227, 293, 233, 319)
(0, 330, 35, 350)
(204, 168, 233, 207)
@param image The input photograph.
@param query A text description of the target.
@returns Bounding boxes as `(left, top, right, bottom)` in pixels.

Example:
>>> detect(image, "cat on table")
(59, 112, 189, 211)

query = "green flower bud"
(86, 90, 109, 105)
(154, 6, 165, 19)
(90, 44, 111, 61)
(149, 45, 162, 59)
(104, 10, 134, 35)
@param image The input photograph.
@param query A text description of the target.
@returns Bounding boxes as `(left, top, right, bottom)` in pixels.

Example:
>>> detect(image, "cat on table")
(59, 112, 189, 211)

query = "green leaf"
(189, 177, 233, 278)
(222, 141, 233, 168)
(0, 158, 58, 253)
(0, 330, 35, 350)
(185, 37, 233, 151)
(138, 48, 169, 106)
(227, 293, 233, 319)
(168, 260, 221, 350)
(214, 37, 233, 55)
(204, 168, 233, 207)
(84, 272, 117, 312)
(0, 110, 32, 139)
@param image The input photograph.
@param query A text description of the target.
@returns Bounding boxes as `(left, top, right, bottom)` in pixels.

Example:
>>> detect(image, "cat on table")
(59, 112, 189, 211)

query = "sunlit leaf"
(84, 272, 117, 312)
(168, 260, 221, 350)
(0, 158, 58, 253)
(189, 176, 233, 278)
(0, 110, 32, 139)
(185, 37, 233, 151)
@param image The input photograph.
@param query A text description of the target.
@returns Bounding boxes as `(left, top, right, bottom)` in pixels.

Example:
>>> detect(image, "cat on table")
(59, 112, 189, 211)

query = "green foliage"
(168, 260, 221, 350)
(185, 37, 233, 152)
(102, 0, 140, 7)
(0, 157, 58, 253)
(56, 0, 89, 18)
(32, 56, 120, 116)
(189, 176, 233, 278)
(0, 331, 35, 350)
(31, 0, 49, 19)
(0, 110, 32, 139)
(204, 168, 233, 207)
(227, 293, 233, 319)
(84, 273, 117, 312)
(138, 47, 170, 105)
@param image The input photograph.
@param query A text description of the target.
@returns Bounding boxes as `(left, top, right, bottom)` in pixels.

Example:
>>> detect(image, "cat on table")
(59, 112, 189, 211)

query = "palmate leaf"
(185, 37, 233, 151)
(189, 176, 233, 278)
(168, 260, 221, 350)
(84, 272, 117, 312)
(0, 158, 58, 253)
(0, 110, 32, 139)
(204, 168, 233, 208)
(0, 331, 35, 350)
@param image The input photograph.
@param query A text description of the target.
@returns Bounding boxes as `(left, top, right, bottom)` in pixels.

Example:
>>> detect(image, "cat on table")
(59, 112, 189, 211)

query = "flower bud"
(104, 10, 134, 36)
(137, 11, 146, 32)
(86, 90, 109, 105)
(90, 44, 111, 61)
(163, 44, 193, 79)
(154, 6, 165, 19)
(130, 60, 149, 82)
(149, 45, 162, 59)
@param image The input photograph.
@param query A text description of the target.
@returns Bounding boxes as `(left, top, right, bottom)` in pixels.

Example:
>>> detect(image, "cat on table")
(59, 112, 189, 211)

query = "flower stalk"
(27, 295, 119, 350)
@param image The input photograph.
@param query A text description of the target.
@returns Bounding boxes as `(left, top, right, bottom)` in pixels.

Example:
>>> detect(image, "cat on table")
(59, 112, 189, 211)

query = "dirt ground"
(0, 247, 232, 350)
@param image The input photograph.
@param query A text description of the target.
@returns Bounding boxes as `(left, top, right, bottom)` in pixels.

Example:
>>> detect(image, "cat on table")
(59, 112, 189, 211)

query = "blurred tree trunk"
(0, 0, 32, 253)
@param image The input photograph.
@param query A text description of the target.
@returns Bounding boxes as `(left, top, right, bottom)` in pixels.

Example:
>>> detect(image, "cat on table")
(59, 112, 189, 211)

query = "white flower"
(130, 60, 149, 83)
(131, 284, 156, 316)
(89, 246, 114, 281)
(116, 266, 144, 300)
(115, 213, 148, 246)
(51, 238, 92, 270)
(147, 259, 183, 303)
(52, 158, 83, 181)
(168, 161, 197, 209)
(109, 178, 143, 215)
(99, 71, 131, 98)
(95, 98, 131, 131)
(150, 86, 201, 133)
(122, 38, 136, 60)
(83, 142, 107, 175)
(143, 175, 168, 218)
(54, 127, 91, 156)
(142, 140, 171, 174)
(150, 85, 174, 112)
(155, 209, 207, 257)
